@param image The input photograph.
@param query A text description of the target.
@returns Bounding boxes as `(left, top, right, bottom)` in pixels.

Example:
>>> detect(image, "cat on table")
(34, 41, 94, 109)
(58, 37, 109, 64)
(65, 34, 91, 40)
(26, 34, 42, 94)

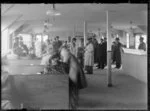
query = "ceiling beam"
(2, 4, 15, 16)
(9, 21, 26, 34)
(2, 14, 23, 32)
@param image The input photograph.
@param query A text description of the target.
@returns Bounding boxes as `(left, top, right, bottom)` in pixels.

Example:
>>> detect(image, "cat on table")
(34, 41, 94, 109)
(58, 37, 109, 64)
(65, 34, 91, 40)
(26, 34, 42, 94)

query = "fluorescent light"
(55, 12, 61, 16)
(46, 10, 53, 15)
(46, 10, 61, 16)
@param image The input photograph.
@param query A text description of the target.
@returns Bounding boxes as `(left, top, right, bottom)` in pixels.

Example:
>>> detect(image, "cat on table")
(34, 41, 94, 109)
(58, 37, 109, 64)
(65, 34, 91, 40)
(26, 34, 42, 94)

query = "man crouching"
(60, 47, 87, 109)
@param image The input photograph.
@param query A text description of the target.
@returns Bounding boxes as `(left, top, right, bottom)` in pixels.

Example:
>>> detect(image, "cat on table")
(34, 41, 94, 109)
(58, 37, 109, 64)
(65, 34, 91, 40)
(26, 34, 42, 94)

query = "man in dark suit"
(113, 38, 122, 69)
(103, 37, 107, 67)
(96, 38, 105, 69)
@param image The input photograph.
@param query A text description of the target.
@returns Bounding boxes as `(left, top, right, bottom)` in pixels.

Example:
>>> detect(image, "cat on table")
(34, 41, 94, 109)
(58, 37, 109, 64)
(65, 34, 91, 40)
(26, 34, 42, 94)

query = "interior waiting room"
(1, 3, 147, 110)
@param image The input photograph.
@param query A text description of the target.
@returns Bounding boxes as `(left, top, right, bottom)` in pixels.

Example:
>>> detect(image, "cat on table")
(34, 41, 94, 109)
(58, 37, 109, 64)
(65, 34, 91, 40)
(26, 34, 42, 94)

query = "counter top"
(122, 48, 147, 56)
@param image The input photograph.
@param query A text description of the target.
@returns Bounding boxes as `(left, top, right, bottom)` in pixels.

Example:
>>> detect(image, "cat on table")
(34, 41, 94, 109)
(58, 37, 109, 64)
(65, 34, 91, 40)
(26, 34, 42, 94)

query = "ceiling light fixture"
(46, 4, 61, 16)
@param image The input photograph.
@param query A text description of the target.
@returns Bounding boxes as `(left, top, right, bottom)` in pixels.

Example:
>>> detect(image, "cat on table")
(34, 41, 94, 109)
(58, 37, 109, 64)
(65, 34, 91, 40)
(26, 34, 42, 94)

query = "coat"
(102, 42, 107, 64)
(84, 43, 94, 66)
(111, 44, 116, 61)
(69, 54, 87, 90)
(92, 39, 99, 63)
(113, 42, 122, 64)
(96, 43, 103, 62)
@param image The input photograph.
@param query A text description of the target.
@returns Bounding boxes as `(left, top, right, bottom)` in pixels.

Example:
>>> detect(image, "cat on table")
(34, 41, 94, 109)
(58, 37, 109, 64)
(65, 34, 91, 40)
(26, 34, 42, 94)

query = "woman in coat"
(60, 47, 87, 109)
(84, 38, 94, 74)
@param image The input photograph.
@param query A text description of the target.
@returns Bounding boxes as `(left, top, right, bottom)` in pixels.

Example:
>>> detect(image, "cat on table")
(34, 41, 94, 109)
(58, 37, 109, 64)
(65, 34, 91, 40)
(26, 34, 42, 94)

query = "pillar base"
(107, 83, 113, 87)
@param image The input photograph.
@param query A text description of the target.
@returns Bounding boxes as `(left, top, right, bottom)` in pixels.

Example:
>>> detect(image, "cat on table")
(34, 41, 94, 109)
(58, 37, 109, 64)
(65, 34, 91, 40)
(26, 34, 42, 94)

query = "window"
(36, 34, 42, 42)
(43, 35, 48, 42)
(19, 34, 32, 48)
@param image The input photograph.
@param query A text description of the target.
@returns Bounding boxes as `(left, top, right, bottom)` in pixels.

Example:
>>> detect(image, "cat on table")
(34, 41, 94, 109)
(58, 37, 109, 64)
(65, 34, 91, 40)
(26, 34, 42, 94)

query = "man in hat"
(92, 35, 99, 64)
(113, 37, 123, 69)
(96, 38, 105, 69)
(111, 41, 116, 64)
(138, 37, 146, 51)
(53, 36, 62, 53)
(84, 37, 94, 74)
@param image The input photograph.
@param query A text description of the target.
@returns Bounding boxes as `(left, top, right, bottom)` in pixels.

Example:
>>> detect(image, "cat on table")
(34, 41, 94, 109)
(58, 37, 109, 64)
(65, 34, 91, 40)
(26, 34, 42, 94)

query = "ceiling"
(1, 3, 147, 34)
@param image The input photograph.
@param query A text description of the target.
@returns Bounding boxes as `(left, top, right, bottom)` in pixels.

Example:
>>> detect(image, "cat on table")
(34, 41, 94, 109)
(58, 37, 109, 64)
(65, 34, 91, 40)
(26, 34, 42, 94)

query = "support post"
(84, 21, 87, 46)
(127, 32, 130, 48)
(106, 11, 112, 87)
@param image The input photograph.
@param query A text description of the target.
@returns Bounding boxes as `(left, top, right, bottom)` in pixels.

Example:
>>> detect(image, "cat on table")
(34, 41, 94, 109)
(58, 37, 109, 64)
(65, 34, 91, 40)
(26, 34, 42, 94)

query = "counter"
(122, 48, 147, 83)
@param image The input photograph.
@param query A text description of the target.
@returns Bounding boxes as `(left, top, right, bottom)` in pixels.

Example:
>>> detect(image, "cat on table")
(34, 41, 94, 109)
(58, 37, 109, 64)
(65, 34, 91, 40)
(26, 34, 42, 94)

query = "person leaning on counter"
(138, 37, 146, 51)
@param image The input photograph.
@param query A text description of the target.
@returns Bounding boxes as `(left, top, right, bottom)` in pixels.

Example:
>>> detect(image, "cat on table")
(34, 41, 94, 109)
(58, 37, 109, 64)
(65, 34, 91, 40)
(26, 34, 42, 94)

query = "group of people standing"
(69, 36, 106, 74)
(95, 38, 107, 69)
(69, 36, 125, 75)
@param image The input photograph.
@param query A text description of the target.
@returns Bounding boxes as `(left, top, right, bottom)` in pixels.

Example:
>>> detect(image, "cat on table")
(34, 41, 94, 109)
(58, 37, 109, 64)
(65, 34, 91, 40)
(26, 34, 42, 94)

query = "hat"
(115, 38, 120, 40)
(140, 37, 144, 40)
(72, 38, 76, 41)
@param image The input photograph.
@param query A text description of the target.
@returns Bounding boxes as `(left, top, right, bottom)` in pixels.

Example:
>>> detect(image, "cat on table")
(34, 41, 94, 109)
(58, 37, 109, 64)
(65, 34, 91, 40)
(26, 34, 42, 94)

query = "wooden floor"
(5, 59, 147, 110)
(11, 75, 69, 109)
(5, 59, 69, 109)
(78, 68, 147, 110)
